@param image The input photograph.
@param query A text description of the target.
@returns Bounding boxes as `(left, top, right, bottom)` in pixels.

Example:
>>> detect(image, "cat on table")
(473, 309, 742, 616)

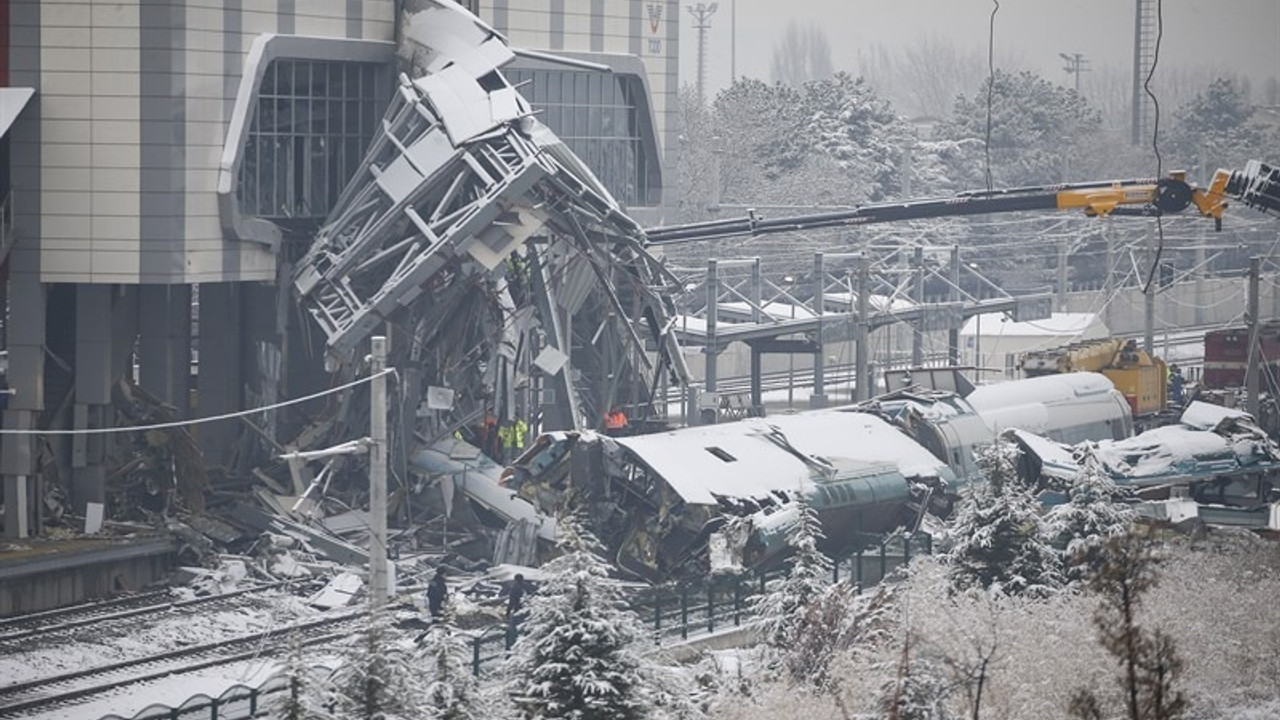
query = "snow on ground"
(0, 590, 316, 687)
(25, 657, 287, 720)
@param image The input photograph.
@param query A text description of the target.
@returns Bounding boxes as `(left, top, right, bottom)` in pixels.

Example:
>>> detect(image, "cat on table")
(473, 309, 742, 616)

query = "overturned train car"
(502, 410, 957, 580)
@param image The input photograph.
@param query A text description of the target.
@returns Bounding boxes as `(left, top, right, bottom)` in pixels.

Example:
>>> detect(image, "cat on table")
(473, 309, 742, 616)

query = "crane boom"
(644, 160, 1280, 246)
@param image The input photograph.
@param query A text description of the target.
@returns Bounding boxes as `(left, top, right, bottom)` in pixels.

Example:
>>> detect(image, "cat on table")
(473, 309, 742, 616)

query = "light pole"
(730, 0, 736, 83)
(686, 2, 718, 104)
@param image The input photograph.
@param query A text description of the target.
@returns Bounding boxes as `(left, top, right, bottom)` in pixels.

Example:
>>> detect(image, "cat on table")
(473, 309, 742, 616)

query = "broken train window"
(238, 59, 390, 227)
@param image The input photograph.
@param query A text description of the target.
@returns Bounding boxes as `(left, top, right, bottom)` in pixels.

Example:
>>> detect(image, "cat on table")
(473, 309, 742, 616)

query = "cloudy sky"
(679, 0, 1280, 103)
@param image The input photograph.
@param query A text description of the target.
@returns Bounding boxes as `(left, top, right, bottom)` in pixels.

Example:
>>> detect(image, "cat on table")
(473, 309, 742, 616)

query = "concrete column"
(72, 284, 114, 517)
(2, 274, 45, 538)
(197, 282, 243, 470)
(138, 285, 193, 416)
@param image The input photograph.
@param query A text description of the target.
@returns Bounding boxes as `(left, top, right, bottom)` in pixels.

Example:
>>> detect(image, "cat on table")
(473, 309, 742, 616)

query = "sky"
(679, 0, 1280, 103)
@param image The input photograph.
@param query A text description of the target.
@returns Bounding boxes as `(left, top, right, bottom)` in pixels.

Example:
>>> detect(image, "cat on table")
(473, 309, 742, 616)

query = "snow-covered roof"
(718, 300, 816, 321)
(823, 291, 917, 313)
(960, 312, 1103, 338)
(614, 410, 951, 506)
(968, 372, 1119, 412)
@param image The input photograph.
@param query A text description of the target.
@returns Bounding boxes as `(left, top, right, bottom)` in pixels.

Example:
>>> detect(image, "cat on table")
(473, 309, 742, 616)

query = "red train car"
(1202, 321, 1280, 390)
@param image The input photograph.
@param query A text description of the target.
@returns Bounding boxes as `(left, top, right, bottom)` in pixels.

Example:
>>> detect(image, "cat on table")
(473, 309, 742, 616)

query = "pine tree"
(943, 438, 1063, 597)
(419, 606, 479, 720)
(505, 517, 659, 720)
(1069, 533, 1187, 720)
(270, 628, 331, 720)
(324, 602, 425, 720)
(1048, 445, 1134, 567)
(752, 500, 832, 656)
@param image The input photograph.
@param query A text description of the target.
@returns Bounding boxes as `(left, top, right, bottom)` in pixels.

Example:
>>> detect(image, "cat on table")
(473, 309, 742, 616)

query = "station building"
(0, 0, 679, 538)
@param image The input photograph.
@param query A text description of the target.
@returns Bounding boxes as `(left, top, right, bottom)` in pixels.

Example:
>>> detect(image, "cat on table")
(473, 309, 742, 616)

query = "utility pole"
(703, 258, 719, 424)
(912, 245, 924, 367)
(1144, 221, 1156, 354)
(811, 252, 827, 408)
(948, 246, 960, 366)
(1247, 257, 1261, 419)
(1057, 239, 1070, 312)
(369, 336, 389, 608)
(730, 0, 736, 82)
(855, 254, 871, 401)
(686, 3, 718, 105)
(1059, 52, 1089, 93)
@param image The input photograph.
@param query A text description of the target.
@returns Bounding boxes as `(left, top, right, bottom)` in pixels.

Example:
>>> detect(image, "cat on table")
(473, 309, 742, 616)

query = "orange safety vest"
(605, 410, 628, 430)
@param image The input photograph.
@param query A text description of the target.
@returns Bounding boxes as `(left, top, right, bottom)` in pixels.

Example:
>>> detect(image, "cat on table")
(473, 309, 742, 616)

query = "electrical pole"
(948, 245, 960, 366)
(686, 2, 718, 104)
(855, 254, 871, 401)
(1057, 238, 1070, 311)
(369, 336, 389, 608)
(1247, 257, 1261, 419)
(912, 245, 924, 367)
(1144, 222, 1156, 354)
(730, 0, 736, 83)
(1059, 52, 1088, 93)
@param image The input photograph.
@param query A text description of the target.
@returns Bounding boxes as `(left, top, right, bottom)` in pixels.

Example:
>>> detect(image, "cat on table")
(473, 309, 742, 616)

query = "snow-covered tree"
(935, 69, 1103, 187)
(943, 438, 1063, 598)
(802, 73, 919, 201)
(271, 629, 331, 720)
(1070, 533, 1187, 720)
(322, 602, 424, 720)
(419, 607, 480, 720)
(506, 516, 678, 720)
(1048, 445, 1134, 565)
(752, 500, 831, 656)
(1167, 76, 1275, 173)
(876, 632, 958, 720)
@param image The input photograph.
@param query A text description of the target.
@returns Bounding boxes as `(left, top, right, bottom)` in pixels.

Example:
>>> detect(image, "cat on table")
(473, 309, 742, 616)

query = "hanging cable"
(1141, 0, 1166, 294)
(983, 0, 1000, 193)
(0, 368, 396, 436)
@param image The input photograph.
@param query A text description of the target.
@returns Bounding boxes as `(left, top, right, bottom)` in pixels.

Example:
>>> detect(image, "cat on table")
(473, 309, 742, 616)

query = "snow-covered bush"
(505, 516, 692, 720)
(270, 629, 333, 720)
(943, 438, 1063, 597)
(1047, 445, 1134, 571)
(320, 602, 425, 720)
(418, 608, 480, 720)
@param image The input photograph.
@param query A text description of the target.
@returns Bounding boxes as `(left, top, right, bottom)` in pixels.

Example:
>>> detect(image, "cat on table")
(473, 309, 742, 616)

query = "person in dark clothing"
(1169, 364, 1186, 405)
(506, 573, 528, 624)
(426, 569, 448, 619)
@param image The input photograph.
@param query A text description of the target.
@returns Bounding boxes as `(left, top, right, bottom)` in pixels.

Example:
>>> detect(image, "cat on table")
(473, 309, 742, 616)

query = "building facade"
(0, 0, 680, 538)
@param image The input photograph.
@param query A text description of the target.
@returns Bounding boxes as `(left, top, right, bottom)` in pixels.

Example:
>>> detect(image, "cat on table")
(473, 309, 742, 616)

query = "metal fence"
(97, 532, 933, 720)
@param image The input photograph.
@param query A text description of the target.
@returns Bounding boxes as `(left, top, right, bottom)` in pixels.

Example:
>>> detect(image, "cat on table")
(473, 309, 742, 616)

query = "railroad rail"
(0, 582, 290, 644)
(0, 610, 365, 719)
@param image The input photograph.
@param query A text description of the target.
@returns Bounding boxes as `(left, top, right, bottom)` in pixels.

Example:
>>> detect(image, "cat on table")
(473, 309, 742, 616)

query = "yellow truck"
(1020, 338, 1168, 416)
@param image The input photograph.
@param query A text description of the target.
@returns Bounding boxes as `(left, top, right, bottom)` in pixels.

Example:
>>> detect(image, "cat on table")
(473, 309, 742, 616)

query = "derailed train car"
(502, 410, 955, 580)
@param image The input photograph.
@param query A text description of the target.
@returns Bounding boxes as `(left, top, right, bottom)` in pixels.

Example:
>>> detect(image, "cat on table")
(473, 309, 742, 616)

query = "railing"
(96, 532, 933, 720)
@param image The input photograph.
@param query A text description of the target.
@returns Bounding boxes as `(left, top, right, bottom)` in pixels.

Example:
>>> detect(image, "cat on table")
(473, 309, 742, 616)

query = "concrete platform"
(0, 534, 177, 616)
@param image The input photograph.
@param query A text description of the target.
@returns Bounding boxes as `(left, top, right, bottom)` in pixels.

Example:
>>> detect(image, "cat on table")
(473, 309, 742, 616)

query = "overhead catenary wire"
(1141, 0, 1167, 294)
(0, 368, 396, 436)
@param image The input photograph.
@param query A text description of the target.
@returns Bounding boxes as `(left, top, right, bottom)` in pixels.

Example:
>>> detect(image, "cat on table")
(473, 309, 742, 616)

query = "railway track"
(0, 582, 290, 644)
(0, 609, 365, 719)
